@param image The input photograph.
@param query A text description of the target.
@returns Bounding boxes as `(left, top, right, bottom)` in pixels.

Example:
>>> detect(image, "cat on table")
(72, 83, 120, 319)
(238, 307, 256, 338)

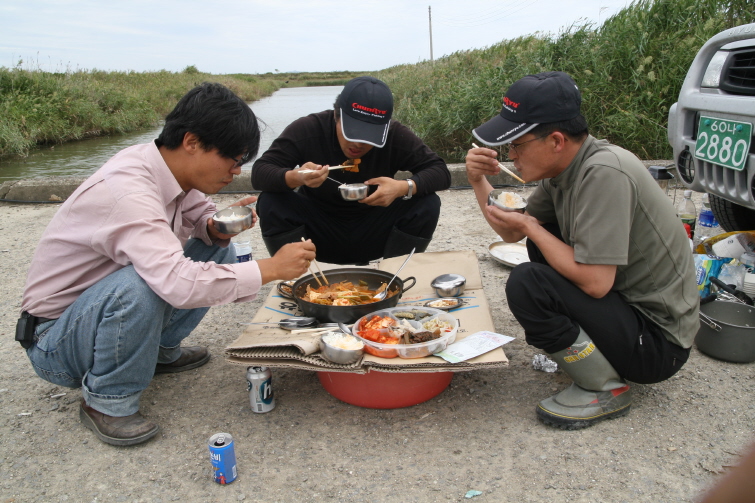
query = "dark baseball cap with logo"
(473, 71, 581, 146)
(336, 76, 393, 148)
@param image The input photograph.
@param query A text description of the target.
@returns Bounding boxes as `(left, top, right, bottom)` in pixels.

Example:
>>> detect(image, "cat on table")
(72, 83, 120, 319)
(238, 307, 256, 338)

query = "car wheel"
(709, 194, 755, 232)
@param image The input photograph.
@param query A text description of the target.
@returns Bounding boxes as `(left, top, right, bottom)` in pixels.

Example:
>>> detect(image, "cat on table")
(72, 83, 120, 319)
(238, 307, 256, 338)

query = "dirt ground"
(1, 185, 753, 503)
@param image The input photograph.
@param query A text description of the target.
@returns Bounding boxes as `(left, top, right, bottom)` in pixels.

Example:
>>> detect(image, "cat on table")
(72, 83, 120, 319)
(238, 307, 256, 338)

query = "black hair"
(333, 95, 341, 120)
(156, 82, 260, 165)
(529, 115, 589, 142)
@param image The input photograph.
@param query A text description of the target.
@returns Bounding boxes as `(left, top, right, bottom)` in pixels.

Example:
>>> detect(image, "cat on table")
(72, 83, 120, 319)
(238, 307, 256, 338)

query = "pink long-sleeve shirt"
(21, 142, 262, 319)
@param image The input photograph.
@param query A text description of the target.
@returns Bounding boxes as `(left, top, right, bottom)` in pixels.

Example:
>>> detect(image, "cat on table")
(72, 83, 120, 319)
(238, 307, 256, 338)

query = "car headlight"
(701, 51, 729, 88)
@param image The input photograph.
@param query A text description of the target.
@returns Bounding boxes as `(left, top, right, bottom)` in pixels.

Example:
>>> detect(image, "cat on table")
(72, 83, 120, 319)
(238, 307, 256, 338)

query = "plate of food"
(488, 241, 529, 267)
(351, 307, 458, 359)
(424, 298, 463, 311)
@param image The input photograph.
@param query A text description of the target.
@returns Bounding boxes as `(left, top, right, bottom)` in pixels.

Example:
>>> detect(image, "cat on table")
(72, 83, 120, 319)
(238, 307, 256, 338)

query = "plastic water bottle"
(696, 193, 721, 246)
(234, 240, 252, 263)
(677, 190, 697, 240)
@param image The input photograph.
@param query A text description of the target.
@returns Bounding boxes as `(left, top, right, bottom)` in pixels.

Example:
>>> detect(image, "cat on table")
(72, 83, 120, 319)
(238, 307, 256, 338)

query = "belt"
(16, 312, 57, 349)
(34, 316, 56, 326)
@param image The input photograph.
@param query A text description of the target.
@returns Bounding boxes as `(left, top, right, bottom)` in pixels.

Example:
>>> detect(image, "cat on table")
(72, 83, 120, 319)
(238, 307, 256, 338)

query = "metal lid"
(431, 274, 466, 288)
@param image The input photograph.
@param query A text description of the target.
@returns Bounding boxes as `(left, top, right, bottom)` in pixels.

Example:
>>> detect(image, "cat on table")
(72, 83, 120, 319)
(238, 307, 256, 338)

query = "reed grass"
(0, 66, 281, 157)
(377, 0, 751, 161)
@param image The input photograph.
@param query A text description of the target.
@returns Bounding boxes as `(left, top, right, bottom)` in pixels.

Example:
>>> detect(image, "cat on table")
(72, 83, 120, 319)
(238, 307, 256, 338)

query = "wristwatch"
(403, 179, 414, 200)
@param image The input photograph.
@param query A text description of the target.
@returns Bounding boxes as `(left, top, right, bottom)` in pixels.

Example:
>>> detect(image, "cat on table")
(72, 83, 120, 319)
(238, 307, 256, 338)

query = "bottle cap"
(683, 190, 692, 198)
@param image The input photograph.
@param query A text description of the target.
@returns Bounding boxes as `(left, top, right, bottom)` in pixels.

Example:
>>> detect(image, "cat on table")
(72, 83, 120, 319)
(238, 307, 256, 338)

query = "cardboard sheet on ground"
(225, 250, 509, 373)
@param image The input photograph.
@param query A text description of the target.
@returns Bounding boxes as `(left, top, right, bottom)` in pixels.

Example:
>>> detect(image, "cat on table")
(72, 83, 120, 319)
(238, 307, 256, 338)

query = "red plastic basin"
(317, 370, 453, 409)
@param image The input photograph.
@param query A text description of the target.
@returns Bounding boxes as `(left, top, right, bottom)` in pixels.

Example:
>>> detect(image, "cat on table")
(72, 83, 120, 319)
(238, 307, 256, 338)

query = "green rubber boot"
(537, 328, 632, 430)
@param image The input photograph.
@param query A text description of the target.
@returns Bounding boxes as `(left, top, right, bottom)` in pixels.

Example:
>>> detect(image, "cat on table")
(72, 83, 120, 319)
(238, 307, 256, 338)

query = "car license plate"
(694, 116, 752, 171)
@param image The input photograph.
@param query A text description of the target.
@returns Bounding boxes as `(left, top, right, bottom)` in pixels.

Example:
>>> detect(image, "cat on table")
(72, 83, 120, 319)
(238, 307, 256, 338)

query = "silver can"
(246, 366, 275, 413)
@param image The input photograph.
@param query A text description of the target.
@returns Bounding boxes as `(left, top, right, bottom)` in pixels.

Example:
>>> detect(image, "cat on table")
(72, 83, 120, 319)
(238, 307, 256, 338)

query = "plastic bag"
(694, 254, 732, 297)
(717, 262, 746, 291)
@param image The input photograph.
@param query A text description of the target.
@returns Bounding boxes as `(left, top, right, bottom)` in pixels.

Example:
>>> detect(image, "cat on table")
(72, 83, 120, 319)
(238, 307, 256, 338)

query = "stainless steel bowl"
(488, 189, 527, 212)
(339, 183, 369, 201)
(431, 274, 466, 297)
(319, 332, 364, 364)
(213, 206, 253, 234)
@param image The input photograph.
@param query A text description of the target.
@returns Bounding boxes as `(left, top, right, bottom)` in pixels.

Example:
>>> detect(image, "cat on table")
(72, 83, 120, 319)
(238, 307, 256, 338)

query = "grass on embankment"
(0, 65, 365, 158)
(377, 0, 751, 162)
(0, 65, 280, 157)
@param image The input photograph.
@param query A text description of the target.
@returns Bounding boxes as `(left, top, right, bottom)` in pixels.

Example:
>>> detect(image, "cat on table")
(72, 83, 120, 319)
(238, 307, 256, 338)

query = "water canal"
(0, 85, 343, 183)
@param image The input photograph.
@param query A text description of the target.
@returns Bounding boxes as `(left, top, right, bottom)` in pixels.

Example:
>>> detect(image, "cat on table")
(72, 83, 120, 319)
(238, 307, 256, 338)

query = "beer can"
(246, 366, 275, 413)
(208, 433, 237, 484)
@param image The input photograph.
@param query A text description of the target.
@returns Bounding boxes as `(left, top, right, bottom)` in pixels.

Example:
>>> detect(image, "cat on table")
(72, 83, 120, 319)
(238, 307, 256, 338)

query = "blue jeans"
(26, 239, 235, 417)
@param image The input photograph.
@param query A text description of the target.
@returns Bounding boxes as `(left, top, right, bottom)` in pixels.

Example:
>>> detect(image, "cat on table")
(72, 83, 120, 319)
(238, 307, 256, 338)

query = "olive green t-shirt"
(526, 136, 699, 348)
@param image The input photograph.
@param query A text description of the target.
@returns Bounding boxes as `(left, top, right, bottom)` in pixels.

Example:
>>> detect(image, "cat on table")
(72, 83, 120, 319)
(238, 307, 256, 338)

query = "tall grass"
(377, 0, 751, 161)
(0, 65, 281, 157)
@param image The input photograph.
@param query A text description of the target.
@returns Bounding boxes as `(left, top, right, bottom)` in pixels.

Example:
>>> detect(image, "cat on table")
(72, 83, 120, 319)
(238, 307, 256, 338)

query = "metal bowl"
(431, 274, 466, 297)
(319, 332, 364, 364)
(339, 183, 369, 201)
(276, 280, 295, 299)
(213, 206, 253, 234)
(488, 189, 527, 212)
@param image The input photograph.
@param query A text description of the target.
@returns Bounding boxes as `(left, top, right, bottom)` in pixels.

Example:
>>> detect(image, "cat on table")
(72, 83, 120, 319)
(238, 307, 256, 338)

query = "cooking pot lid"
(431, 273, 466, 288)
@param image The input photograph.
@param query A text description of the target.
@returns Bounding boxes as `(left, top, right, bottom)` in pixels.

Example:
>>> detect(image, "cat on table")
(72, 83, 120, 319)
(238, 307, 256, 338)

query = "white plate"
(488, 241, 529, 267)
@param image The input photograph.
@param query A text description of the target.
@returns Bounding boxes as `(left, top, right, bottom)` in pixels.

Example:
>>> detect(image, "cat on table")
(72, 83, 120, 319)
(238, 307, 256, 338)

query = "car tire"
(709, 194, 755, 232)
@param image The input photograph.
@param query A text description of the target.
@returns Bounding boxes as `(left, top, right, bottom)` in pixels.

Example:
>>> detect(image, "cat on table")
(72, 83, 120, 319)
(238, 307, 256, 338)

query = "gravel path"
(0, 187, 752, 503)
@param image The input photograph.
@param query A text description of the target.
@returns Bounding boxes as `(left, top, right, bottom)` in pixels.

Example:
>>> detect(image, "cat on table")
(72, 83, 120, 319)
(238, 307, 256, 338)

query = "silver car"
(668, 23, 755, 231)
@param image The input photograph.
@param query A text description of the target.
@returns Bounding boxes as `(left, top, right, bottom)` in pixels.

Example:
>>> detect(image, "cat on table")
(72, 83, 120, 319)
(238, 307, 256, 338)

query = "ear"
(182, 132, 201, 155)
(550, 132, 567, 153)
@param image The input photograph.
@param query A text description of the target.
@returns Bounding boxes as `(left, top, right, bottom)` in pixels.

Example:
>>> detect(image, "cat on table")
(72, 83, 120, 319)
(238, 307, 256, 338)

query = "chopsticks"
(289, 327, 334, 335)
(298, 165, 353, 174)
(472, 143, 525, 183)
(301, 238, 329, 285)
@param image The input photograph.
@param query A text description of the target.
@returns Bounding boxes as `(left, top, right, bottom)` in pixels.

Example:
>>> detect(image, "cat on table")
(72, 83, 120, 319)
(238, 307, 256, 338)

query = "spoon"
(374, 247, 416, 301)
(240, 317, 318, 330)
(338, 322, 352, 335)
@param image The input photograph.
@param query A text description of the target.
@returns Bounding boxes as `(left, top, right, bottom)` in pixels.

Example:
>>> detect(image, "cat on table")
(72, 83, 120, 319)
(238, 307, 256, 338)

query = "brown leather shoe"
(79, 401, 159, 446)
(154, 346, 210, 374)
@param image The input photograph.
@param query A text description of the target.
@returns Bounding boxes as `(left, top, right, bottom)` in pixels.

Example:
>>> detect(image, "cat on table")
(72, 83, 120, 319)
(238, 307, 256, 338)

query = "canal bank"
(0, 160, 674, 203)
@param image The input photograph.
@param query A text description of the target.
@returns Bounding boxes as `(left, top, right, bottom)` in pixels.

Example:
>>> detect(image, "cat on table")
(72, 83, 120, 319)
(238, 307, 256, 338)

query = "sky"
(0, 0, 631, 75)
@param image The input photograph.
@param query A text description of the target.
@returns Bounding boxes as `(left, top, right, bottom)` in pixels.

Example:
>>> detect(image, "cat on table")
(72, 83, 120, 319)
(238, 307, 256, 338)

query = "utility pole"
(428, 5, 434, 65)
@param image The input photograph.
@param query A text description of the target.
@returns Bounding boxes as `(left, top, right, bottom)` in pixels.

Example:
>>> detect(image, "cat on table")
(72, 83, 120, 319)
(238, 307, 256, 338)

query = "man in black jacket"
(252, 76, 451, 264)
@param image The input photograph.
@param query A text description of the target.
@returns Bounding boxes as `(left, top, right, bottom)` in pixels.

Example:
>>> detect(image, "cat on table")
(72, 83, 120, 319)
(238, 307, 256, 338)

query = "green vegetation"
(1, 0, 750, 161)
(0, 65, 281, 156)
(0, 65, 367, 157)
(377, 0, 751, 161)
(257, 70, 366, 87)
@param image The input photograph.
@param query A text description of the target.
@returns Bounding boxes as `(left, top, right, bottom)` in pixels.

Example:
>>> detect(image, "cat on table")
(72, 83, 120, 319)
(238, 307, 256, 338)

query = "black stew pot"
(292, 268, 416, 324)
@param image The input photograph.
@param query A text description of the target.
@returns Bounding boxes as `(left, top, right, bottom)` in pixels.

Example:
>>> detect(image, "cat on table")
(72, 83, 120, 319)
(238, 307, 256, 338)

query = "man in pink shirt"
(17, 83, 316, 446)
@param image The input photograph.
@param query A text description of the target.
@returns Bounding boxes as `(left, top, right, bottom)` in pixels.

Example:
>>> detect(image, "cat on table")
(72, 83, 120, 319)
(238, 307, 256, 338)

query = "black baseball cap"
(336, 76, 393, 148)
(472, 71, 581, 146)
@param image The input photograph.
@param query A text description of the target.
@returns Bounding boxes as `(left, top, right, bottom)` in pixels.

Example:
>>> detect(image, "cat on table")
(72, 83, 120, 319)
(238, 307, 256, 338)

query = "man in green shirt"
(466, 71, 699, 429)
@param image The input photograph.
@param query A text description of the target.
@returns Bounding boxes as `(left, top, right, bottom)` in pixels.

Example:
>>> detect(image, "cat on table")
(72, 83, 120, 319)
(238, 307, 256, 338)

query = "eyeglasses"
(508, 134, 549, 155)
(229, 152, 251, 168)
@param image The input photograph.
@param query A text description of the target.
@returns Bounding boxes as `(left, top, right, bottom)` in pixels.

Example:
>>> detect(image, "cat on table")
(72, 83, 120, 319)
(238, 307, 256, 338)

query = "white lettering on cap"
(496, 123, 526, 142)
